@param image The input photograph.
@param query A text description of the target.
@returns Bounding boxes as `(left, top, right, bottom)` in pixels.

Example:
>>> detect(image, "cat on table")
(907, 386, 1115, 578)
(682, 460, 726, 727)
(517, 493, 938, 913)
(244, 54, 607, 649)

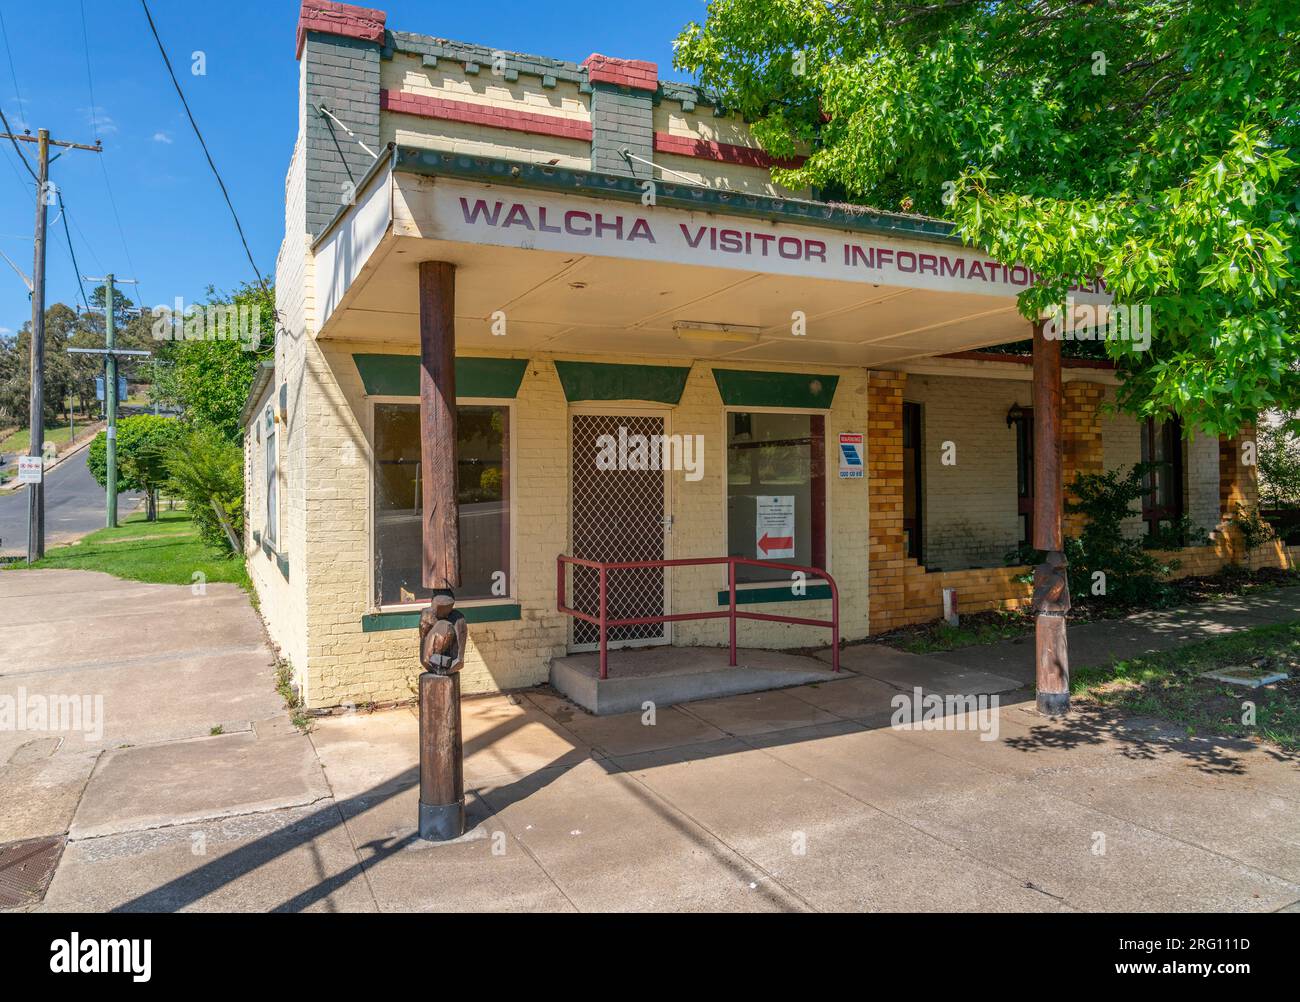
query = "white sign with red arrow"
(755, 495, 796, 560)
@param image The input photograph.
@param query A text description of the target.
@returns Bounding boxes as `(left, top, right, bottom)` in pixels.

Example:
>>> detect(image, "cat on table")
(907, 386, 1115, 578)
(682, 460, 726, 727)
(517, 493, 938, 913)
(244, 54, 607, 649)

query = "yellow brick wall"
(651, 103, 810, 198)
(380, 52, 592, 169)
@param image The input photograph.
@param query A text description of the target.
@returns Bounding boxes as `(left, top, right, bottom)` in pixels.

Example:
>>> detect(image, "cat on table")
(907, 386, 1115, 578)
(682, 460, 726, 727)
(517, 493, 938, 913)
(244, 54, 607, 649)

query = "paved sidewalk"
(3, 569, 1297, 912)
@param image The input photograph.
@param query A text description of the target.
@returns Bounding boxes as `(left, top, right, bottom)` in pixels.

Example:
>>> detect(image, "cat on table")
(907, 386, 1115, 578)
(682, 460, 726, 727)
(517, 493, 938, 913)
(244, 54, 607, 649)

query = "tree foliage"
(151, 282, 275, 440)
(162, 425, 245, 551)
(87, 414, 184, 518)
(675, 1, 1300, 434)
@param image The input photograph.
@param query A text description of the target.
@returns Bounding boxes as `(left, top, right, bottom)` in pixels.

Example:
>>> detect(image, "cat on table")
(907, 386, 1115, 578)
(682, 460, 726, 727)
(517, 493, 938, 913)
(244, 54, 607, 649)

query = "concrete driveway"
(3, 568, 1298, 912)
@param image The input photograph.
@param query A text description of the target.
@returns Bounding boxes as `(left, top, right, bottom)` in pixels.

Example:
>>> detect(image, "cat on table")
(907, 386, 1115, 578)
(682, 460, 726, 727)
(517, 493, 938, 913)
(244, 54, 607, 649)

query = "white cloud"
(152, 131, 173, 144)
(80, 106, 117, 135)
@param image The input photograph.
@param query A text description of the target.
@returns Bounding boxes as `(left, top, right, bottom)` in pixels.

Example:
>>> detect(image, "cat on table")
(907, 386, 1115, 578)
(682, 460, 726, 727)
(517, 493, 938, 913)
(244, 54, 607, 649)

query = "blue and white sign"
(839, 432, 864, 479)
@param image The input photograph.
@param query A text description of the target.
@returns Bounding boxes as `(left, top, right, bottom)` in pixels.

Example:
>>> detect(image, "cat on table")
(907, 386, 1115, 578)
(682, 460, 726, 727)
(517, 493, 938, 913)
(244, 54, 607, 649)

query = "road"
(0, 447, 142, 557)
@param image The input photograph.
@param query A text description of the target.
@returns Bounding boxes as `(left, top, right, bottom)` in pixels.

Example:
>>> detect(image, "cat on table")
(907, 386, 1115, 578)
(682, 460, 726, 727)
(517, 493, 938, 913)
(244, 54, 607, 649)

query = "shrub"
(163, 426, 244, 552)
(1005, 463, 1178, 607)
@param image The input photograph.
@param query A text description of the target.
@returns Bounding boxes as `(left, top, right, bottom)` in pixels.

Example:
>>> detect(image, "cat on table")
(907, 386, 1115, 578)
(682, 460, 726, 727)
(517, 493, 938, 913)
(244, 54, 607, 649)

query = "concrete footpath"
(1, 568, 1297, 912)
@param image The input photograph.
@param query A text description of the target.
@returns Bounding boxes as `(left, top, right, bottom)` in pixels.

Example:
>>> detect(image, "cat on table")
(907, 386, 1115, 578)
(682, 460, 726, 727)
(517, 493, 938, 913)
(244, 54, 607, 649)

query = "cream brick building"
(244, 1, 1275, 710)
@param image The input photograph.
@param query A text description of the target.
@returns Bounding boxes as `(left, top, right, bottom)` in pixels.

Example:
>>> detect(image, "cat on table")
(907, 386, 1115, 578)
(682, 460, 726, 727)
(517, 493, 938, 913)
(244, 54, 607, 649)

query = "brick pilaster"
(1060, 381, 1105, 538)
(582, 54, 656, 179)
(867, 371, 907, 633)
(1219, 422, 1260, 522)
(297, 1, 385, 237)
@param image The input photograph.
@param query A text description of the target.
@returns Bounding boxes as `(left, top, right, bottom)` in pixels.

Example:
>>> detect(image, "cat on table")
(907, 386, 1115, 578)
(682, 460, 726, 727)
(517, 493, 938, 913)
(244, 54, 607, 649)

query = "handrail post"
(728, 558, 737, 667)
(830, 577, 840, 673)
(598, 564, 608, 680)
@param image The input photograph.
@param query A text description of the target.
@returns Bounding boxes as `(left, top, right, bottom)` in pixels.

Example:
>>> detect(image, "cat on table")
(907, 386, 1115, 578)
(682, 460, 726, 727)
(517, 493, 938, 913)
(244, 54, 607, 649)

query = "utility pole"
(0, 125, 102, 562)
(73, 276, 143, 529)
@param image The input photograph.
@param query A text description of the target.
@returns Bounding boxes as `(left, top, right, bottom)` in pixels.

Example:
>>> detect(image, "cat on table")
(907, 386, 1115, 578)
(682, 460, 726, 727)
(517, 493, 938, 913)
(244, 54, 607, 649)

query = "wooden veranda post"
(416, 260, 467, 841)
(1032, 320, 1071, 715)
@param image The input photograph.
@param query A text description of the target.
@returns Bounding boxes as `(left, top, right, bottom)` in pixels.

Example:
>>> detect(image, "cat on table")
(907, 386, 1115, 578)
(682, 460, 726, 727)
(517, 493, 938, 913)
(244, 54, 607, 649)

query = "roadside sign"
(756, 495, 796, 559)
(17, 456, 43, 485)
(839, 432, 864, 479)
(95, 377, 104, 401)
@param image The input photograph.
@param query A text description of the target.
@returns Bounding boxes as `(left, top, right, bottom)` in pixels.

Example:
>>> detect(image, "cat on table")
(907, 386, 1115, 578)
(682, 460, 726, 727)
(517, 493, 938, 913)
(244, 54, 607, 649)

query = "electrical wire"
(138, 0, 269, 298)
(57, 191, 90, 313)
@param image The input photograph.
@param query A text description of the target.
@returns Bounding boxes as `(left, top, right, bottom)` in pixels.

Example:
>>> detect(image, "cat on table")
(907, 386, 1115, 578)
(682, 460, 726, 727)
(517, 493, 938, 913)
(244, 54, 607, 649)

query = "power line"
(79, 0, 145, 309)
(138, 0, 269, 298)
(57, 191, 90, 313)
(0, 104, 35, 181)
(0, 6, 32, 189)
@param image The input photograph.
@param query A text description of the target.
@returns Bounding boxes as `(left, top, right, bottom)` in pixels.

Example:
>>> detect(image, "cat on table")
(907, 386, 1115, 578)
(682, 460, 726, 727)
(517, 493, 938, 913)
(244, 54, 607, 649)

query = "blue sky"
(0, 0, 709, 337)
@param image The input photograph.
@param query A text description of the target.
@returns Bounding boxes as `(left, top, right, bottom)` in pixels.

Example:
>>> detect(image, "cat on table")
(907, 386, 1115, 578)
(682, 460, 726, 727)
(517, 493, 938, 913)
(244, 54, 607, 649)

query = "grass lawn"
(884, 609, 1031, 654)
(5, 510, 250, 590)
(1073, 620, 1300, 752)
(0, 420, 97, 455)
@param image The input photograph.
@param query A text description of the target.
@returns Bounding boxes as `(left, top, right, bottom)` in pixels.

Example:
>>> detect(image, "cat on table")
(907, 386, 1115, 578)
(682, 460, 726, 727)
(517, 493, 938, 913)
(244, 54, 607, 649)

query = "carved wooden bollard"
(417, 593, 467, 841)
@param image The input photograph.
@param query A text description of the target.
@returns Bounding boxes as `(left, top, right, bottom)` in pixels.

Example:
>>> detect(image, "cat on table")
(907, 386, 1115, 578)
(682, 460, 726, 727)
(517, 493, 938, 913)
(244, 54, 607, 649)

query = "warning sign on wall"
(838, 432, 864, 479)
(756, 495, 796, 559)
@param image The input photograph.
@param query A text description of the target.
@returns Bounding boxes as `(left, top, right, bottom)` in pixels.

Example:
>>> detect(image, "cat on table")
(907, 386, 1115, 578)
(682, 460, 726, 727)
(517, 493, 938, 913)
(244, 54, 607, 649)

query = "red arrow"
(758, 533, 794, 555)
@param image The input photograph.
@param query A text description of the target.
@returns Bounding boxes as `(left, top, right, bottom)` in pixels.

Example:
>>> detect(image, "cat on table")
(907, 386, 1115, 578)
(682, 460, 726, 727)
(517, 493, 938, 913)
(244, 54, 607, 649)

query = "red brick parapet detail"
(653, 131, 807, 170)
(296, 0, 386, 59)
(582, 54, 659, 92)
(381, 89, 594, 142)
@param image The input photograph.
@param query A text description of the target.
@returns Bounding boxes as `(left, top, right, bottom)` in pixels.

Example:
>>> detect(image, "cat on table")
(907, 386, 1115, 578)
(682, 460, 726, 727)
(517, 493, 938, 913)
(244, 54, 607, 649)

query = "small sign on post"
(17, 456, 43, 484)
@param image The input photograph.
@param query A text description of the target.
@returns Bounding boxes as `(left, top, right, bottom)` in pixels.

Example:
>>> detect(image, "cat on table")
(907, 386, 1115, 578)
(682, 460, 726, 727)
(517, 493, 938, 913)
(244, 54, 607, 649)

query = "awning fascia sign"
(393, 150, 1111, 305)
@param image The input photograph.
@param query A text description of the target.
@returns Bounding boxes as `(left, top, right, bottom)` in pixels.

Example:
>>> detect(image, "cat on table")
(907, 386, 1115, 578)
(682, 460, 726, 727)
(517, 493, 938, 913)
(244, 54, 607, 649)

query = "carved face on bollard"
(419, 593, 468, 675)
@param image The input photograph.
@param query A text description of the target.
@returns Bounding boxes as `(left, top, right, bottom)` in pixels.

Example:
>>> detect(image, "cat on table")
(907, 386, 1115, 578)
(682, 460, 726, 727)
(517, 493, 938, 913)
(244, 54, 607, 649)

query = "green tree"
(152, 282, 275, 439)
(675, 1, 1300, 435)
(87, 414, 184, 519)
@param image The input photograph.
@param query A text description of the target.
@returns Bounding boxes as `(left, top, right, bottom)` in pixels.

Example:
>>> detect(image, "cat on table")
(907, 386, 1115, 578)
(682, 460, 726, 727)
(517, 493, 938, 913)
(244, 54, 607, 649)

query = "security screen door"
(569, 412, 669, 650)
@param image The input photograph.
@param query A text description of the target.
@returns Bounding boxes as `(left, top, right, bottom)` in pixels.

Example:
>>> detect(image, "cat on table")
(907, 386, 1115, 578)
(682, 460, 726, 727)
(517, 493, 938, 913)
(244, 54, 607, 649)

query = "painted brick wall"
(295, 345, 571, 708)
(904, 373, 1026, 570)
(301, 32, 382, 237)
(380, 51, 592, 170)
(651, 103, 811, 197)
(1187, 428, 1221, 535)
(589, 84, 653, 177)
(1099, 387, 1145, 539)
(670, 363, 871, 649)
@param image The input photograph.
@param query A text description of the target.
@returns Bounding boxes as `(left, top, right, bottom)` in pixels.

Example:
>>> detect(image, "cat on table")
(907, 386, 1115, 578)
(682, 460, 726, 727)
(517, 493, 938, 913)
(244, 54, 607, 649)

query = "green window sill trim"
(362, 603, 523, 631)
(716, 584, 832, 606)
(256, 533, 290, 582)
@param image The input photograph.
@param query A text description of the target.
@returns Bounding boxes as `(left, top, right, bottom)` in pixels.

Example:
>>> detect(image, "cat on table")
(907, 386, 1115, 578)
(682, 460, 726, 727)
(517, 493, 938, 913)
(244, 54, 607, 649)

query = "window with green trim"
(726, 412, 826, 583)
(373, 403, 510, 605)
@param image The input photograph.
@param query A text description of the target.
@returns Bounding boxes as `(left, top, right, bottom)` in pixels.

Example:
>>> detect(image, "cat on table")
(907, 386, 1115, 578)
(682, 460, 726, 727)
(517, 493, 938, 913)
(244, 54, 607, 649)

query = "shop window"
(726, 411, 826, 583)
(373, 402, 510, 605)
(902, 402, 923, 560)
(1141, 416, 1184, 537)
(264, 405, 278, 548)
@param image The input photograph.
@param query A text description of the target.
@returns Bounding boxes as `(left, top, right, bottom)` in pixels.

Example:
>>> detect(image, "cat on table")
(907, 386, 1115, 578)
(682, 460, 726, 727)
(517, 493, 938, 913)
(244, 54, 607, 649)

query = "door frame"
(567, 403, 674, 652)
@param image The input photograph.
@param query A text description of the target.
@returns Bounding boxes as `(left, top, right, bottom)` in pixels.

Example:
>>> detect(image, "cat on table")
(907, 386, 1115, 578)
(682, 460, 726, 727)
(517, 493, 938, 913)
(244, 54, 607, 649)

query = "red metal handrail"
(556, 555, 840, 680)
